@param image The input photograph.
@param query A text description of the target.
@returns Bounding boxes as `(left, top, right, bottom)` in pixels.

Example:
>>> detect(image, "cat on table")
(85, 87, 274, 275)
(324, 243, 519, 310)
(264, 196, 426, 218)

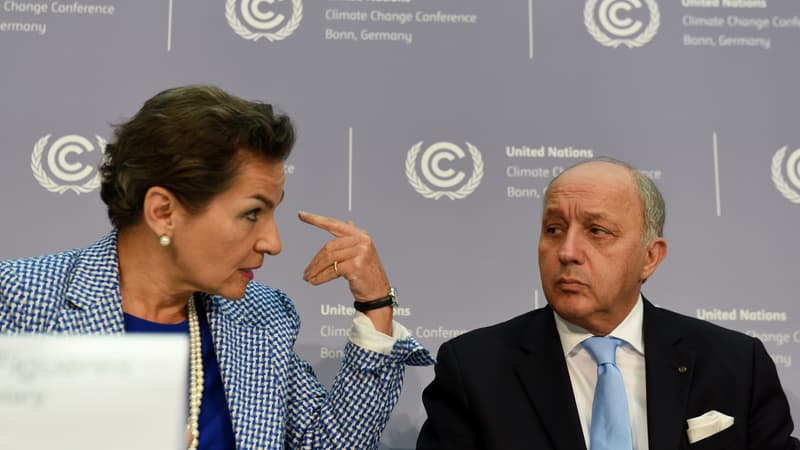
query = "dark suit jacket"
(417, 299, 799, 450)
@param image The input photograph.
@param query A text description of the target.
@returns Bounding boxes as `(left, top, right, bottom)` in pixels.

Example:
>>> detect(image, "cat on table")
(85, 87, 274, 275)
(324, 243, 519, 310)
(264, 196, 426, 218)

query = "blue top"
(124, 299, 236, 450)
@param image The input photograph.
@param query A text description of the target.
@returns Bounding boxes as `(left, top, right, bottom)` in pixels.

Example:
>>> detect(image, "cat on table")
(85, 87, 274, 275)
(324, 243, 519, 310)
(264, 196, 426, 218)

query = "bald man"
(417, 157, 798, 450)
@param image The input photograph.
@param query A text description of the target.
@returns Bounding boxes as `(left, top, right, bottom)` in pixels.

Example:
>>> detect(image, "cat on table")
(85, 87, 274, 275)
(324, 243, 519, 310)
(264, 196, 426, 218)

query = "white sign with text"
(0, 334, 188, 450)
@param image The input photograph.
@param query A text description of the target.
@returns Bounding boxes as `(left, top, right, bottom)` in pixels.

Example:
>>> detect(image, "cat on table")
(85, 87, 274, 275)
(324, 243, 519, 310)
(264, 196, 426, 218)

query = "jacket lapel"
(512, 307, 587, 450)
(58, 231, 125, 334)
(206, 293, 274, 449)
(643, 299, 695, 450)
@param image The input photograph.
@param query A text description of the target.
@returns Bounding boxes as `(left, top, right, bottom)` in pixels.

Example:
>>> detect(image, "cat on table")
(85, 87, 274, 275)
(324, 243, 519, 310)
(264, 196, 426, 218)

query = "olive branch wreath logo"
(771, 146, 800, 204)
(584, 0, 660, 48)
(226, 0, 302, 42)
(31, 134, 106, 195)
(405, 142, 484, 200)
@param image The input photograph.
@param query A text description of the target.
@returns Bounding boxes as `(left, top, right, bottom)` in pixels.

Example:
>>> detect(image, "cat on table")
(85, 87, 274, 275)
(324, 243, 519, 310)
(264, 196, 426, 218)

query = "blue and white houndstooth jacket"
(0, 231, 433, 449)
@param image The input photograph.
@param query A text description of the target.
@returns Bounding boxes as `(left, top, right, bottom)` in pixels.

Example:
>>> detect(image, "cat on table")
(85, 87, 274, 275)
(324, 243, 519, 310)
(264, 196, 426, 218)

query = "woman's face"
(170, 152, 285, 300)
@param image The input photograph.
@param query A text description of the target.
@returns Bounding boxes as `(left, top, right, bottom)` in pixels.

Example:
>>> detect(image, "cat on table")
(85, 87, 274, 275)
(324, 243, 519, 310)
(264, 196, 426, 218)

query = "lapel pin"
(678, 366, 688, 373)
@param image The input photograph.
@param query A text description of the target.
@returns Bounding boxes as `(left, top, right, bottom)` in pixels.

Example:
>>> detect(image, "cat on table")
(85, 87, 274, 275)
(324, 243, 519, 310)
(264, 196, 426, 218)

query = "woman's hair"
(100, 85, 295, 229)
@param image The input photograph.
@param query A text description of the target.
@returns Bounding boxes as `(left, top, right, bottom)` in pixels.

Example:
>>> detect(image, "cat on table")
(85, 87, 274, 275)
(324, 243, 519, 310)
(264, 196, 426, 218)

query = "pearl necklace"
(187, 296, 203, 450)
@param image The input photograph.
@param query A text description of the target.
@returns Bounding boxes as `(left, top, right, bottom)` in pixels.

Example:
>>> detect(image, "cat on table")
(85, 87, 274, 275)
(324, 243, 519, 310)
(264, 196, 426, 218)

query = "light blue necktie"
(581, 336, 633, 450)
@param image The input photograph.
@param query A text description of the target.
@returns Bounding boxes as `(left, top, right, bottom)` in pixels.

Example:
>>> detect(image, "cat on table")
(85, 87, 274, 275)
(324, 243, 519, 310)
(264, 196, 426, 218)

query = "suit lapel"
(643, 299, 695, 450)
(512, 307, 587, 450)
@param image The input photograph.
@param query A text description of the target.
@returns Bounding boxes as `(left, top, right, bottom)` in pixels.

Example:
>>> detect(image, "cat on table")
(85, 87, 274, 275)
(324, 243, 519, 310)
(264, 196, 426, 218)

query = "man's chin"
(547, 295, 595, 321)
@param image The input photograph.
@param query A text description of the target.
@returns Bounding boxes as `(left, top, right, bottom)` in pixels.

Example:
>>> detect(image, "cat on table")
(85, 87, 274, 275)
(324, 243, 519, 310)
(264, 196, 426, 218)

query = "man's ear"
(142, 186, 179, 237)
(641, 237, 667, 282)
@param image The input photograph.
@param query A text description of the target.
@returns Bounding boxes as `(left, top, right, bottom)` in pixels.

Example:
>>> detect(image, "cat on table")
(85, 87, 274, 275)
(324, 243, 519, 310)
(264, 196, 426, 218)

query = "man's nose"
(557, 228, 584, 265)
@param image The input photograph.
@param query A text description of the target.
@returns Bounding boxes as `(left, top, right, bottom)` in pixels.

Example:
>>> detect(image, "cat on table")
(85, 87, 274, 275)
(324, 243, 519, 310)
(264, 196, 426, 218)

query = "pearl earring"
(159, 235, 171, 247)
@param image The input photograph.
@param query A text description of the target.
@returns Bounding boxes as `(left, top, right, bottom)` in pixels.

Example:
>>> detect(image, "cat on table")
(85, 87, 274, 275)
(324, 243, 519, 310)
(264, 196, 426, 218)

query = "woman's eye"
(245, 210, 260, 222)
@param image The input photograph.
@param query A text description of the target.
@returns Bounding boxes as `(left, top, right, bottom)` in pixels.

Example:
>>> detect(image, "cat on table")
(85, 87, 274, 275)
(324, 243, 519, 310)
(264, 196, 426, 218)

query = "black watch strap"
(353, 287, 397, 312)
(353, 297, 394, 312)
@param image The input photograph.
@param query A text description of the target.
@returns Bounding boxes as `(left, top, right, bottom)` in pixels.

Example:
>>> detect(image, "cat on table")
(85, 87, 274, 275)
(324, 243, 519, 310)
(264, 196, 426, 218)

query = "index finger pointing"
(298, 211, 353, 237)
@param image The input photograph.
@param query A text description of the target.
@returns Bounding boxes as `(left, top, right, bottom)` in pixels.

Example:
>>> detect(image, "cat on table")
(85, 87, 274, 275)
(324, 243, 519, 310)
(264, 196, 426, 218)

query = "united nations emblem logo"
(226, 0, 302, 42)
(584, 0, 659, 48)
(771, 146, 800, 204)
(405, 141, 483, 200)
(31, 134, 106, 194)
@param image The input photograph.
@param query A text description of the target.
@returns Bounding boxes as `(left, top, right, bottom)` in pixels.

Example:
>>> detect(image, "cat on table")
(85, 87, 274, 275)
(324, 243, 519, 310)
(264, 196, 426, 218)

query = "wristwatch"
(353, 287, 398, 312)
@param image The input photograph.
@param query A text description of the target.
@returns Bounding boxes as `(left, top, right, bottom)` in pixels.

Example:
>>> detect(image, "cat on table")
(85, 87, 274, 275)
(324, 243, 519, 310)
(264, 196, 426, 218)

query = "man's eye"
(545, 226, 561, 235)
(590, 227, 607, 235)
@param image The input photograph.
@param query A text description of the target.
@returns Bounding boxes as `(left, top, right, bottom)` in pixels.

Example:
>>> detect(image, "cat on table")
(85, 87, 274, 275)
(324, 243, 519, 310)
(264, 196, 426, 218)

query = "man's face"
(538, 162, 665, 335)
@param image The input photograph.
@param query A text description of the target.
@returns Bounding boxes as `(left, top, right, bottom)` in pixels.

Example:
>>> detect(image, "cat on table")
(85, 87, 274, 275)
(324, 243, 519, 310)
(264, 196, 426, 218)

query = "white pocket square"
(686, 410, 734, 444)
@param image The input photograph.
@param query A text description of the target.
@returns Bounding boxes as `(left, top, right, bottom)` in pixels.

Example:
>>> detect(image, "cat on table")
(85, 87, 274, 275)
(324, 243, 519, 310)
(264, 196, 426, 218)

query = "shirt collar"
(553, 294, 645, 356)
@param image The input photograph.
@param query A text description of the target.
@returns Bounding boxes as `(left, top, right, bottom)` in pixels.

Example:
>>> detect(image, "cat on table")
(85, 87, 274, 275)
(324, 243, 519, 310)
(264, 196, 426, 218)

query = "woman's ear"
(142, 186, 178, 237)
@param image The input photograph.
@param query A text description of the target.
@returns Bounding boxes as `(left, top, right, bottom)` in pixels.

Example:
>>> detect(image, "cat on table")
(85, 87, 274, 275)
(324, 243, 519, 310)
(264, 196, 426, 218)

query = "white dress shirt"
(553, 295, 649, 450)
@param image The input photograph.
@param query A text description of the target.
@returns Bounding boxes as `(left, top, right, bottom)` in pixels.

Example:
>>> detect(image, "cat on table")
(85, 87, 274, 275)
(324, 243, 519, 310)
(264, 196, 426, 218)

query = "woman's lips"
(240, 263, 262, 281)
(240, 269, 254, 281)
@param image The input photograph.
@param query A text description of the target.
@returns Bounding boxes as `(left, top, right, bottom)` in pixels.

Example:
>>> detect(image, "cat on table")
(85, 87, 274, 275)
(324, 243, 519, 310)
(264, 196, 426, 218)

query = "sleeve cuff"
(349, 311, 411, 355)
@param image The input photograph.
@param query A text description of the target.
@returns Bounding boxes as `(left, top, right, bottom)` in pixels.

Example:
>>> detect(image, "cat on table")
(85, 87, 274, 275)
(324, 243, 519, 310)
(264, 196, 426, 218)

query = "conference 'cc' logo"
(584, 0, 659, 48)
(771, 146, 800, 204)
(406, 141, 484, 200)
(31, 134, 106, 194)
(226, 0, 302, 42)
